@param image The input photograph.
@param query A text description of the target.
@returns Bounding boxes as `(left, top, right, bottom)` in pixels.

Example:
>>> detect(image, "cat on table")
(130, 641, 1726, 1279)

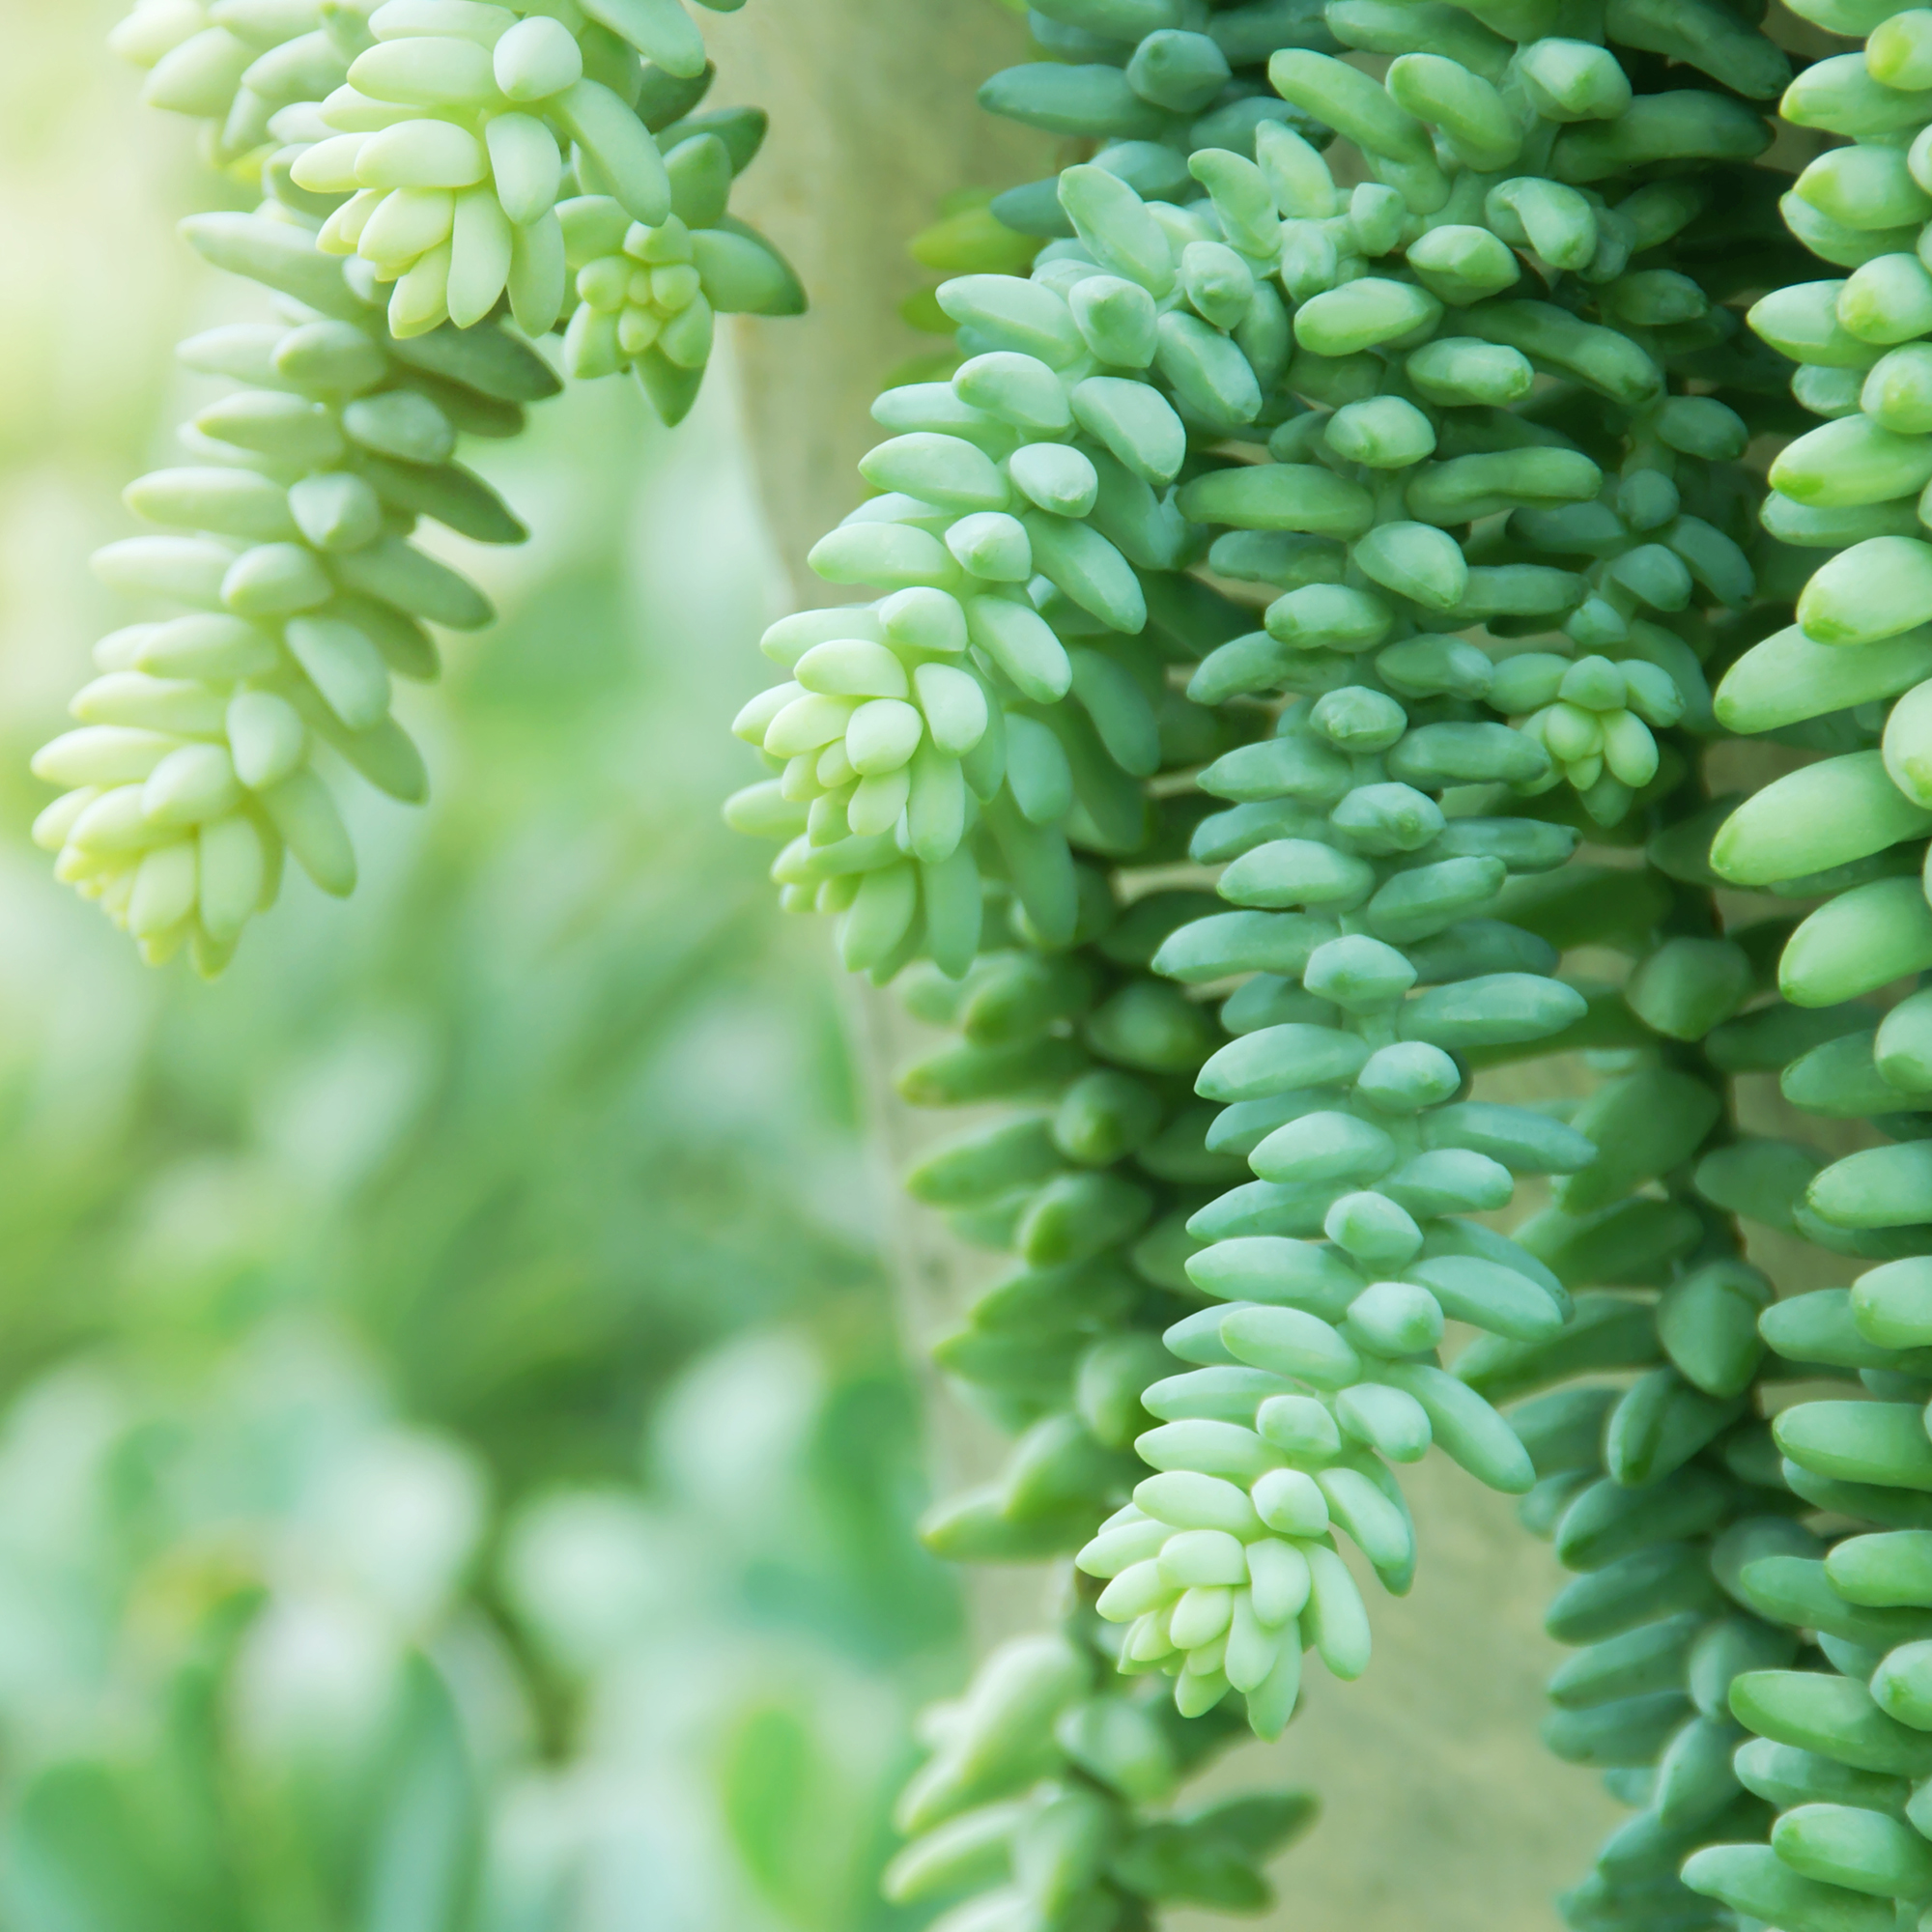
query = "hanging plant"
(53, 0, 1932, 1926)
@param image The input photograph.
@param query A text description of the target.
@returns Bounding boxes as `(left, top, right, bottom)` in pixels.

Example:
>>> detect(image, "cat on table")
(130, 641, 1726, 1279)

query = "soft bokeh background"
(0, 5, 1628, 1928)
(0, 6, 965, 1925)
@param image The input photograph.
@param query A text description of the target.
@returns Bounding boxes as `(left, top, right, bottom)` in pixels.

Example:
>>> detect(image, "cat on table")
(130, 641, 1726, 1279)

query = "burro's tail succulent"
(718, 0, 1932, 1924)
(37, 0, 798, 971)
(1663, 3, 1932, 1929)
(71, 0, 1932, 1923)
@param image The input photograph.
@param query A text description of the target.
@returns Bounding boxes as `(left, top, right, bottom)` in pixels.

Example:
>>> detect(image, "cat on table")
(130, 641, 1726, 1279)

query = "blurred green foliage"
(0, 10, 961, 1922)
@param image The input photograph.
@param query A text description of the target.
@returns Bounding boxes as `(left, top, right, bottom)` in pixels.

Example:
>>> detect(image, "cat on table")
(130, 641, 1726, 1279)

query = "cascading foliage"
(37, 0, 799, 969)
(718, 0, 1932, 1928)
(70, 0, 1932, 1926)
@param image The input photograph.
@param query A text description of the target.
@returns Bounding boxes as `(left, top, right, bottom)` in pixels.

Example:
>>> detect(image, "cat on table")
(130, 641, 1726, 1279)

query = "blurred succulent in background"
(0, 65, 957, 1903)
(0, 1309, 945, 1932)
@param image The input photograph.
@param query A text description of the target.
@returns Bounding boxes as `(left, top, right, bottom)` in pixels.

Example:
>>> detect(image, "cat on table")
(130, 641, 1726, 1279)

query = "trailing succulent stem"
(82, 0, 1932, 1925)
(719, 0, 1932, 1926)
(38, 0, 798, 970)
(1671, 0, 1932, 1928)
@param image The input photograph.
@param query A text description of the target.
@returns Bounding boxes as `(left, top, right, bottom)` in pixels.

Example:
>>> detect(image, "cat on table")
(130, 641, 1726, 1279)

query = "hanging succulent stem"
(41, 0, 799, 971)
(717, 0, 1932, 1924)
(67, 0, 1932, 1925)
